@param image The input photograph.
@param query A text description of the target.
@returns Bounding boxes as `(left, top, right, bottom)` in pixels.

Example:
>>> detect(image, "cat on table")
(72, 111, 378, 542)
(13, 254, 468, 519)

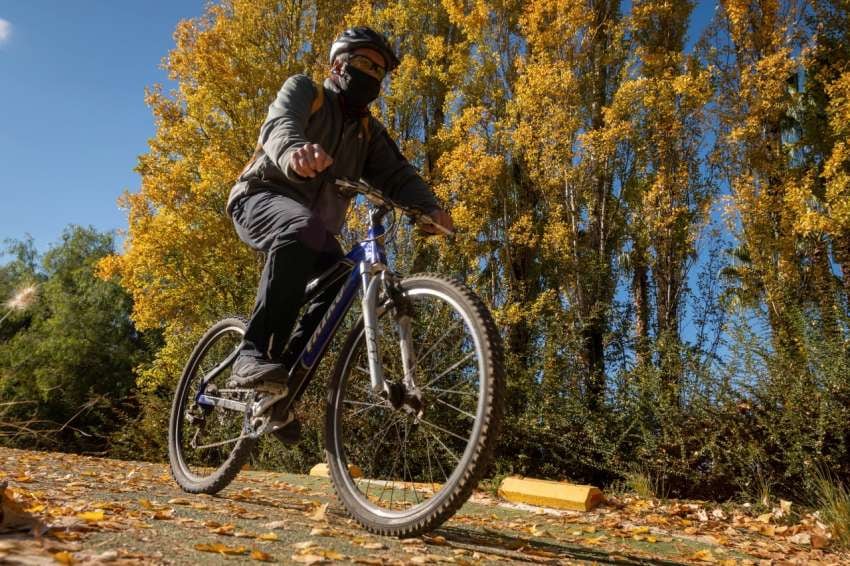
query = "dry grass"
(813, 467, 850, 548)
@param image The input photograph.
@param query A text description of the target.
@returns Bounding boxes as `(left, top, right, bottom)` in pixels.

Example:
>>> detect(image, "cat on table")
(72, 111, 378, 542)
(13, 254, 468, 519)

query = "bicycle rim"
(172, 322, 252, 484)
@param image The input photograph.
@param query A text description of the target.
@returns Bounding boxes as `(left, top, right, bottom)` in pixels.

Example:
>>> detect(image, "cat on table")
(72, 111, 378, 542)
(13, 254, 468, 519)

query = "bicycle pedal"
(252, 390, 289, 416)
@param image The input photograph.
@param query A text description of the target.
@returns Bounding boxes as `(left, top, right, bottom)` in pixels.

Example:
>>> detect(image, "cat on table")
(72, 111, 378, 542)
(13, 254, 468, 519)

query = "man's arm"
(362, 123, 440, 213)
(260, 75, 331, 182)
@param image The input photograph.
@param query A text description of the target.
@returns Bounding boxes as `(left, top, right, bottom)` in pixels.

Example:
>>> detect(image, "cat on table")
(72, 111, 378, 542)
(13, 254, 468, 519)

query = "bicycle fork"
(360, 268, 424, 418)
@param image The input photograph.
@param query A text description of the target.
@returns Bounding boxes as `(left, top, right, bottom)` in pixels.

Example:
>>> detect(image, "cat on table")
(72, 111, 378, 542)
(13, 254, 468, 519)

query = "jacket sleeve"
(259, 74, 316, 183)
(362, 120, 440, 213)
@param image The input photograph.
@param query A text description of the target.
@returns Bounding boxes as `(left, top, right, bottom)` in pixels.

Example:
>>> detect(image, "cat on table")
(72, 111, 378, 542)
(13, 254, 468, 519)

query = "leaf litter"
(1, 447, 850, 564)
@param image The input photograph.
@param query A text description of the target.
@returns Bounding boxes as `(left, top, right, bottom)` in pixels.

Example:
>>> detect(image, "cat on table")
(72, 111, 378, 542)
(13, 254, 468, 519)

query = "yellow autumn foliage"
(99, 0, 350, 389)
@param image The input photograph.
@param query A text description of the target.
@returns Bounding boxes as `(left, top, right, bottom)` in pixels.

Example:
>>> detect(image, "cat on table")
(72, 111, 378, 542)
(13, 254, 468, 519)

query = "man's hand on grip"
(291, 143, 333, 178)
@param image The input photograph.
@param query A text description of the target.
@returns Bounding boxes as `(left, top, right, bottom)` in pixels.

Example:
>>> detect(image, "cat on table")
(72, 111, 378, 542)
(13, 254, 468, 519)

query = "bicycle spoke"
(194, 432, 247, 450)
(422, 427, 461, 465)
(433, 397, 476, 420)
(402, 421, 421, 505)
(418, 416, 470, 444)
(423, 351, 475, 389)
(346, 401, 388, 420)
(423, 385, 477, 397)
(413, 324, 460, 371)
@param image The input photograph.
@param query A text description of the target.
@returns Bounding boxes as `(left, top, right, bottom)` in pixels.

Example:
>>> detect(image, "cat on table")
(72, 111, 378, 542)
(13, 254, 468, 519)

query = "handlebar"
(334, 178, 455, 236)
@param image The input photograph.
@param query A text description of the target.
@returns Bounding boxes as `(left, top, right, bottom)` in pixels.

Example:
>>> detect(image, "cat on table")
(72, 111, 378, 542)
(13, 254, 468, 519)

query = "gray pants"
(231, 191, 344, 364)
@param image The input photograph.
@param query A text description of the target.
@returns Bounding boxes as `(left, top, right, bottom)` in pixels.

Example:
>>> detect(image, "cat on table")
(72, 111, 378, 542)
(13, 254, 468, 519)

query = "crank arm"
(197, 394, 248, 413)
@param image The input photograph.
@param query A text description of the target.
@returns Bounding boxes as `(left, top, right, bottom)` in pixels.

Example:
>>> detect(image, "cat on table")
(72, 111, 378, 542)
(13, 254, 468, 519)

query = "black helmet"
(329, 26, 401, 72)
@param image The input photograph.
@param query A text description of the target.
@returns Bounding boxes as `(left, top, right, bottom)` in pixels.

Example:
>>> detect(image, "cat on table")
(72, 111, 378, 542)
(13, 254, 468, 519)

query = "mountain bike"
(167, 178, 504, 536)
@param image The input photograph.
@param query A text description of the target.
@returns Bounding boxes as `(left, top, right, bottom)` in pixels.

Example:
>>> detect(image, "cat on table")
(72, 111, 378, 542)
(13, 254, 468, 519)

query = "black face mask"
(336, 64, 382, 110)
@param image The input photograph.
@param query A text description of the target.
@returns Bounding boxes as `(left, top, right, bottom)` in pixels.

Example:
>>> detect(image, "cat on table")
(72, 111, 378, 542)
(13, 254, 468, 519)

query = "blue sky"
(0, 1, 202, 256)
(0, 1, 717, 256)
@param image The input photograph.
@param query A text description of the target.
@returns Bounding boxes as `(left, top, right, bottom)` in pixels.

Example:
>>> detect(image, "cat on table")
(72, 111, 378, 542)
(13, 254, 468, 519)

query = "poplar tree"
(619, 0, 712, 376)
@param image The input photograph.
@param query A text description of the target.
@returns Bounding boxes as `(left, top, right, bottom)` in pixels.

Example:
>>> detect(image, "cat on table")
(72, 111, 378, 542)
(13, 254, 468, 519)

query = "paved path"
(0, 448, 845, 564)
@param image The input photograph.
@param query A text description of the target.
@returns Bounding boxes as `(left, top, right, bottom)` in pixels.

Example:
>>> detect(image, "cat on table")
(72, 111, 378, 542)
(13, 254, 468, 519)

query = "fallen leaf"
(212, 524, 235, 535)
(194, 543, 248, 555)
(263, 520, 288, 529)
(688, 549, 716, 563)
(811, 533, 830, 549)
(257, 532, 279, 541)
(293, 541, 318, 550)
(360, 542, 386, 550)
(76, 511, 104, 523)
(309, 502, 328, 522)
(53, 551, 75, 565)
(250, 549, 274, 562)
(153, 509, 174, 520)
(291, 554, 325, 564)
(167, 498, 192, 506)
(50, 531, 82, 542)
(788, 532, 810, 545)
(310, 527, 330, 536)
(0, 483, 44, 533)
(94, 550, 118, 562)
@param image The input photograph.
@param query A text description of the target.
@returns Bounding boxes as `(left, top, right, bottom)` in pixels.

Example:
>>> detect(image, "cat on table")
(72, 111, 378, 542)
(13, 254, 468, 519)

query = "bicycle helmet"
(329, 26, 401, 72)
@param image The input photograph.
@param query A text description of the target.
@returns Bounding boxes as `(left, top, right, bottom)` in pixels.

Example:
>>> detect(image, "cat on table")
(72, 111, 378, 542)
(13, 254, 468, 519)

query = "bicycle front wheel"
(325, 274, 504, 536)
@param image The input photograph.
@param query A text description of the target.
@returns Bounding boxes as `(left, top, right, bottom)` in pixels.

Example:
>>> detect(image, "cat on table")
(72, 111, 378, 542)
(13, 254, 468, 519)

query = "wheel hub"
(383, 380, 425, 417)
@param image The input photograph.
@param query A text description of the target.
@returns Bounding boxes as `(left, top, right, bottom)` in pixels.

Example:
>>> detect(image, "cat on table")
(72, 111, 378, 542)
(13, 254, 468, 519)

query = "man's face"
(333, 47, 387, 81)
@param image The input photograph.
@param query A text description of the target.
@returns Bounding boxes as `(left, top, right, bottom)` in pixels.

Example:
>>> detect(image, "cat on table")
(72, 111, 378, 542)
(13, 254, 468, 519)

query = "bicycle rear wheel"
(325, 274, 504, 536)
(168, 317, 257, 494)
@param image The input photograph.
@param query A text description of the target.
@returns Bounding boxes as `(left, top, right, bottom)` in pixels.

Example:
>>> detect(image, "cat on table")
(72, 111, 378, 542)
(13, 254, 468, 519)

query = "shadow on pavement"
(435, 525, 689, 566)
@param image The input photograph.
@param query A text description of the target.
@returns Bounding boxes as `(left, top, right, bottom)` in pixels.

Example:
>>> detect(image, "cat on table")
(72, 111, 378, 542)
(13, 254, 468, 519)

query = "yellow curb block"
(309, 463, 363, 479)
(498, 476, 603, 511)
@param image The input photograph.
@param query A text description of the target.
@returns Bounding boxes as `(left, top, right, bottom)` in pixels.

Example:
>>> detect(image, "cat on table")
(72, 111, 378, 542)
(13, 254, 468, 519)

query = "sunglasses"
(345, 54, 387, 80)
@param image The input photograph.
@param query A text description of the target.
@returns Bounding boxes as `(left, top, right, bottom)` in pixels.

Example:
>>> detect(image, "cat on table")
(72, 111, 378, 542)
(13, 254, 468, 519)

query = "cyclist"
(224, 27, 454, 439)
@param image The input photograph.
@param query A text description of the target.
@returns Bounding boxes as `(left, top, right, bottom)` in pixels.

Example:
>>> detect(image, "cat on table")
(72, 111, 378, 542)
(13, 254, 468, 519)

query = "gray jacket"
(227, 74, 439, 234)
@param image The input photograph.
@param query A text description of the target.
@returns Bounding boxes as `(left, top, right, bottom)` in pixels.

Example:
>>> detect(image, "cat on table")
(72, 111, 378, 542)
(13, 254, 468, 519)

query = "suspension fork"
(361, 264, 388, 396)
(385, 275, 417, 389)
